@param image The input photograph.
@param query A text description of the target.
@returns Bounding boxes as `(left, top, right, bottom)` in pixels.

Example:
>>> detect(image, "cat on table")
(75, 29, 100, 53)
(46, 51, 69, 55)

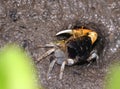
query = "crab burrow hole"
(73, 22, 108, 66)
(57, 22, 108, 66)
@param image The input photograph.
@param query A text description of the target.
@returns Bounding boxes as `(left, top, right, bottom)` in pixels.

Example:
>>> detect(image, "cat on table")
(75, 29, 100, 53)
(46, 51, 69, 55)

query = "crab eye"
(86, 32, 89, 35)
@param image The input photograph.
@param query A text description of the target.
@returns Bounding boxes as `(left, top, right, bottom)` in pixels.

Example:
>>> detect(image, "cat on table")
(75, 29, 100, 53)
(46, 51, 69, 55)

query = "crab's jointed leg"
(47, 58, 57, 79)
(59, 61, 66, 79)
(37, 42, 56, 48)
(87, 50, 99, 65)
(37, 48, 55, 62)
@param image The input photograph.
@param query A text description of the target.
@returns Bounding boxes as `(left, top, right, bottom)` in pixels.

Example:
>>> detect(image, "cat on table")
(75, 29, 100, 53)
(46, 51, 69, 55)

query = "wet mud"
(0, 0, 120, 89)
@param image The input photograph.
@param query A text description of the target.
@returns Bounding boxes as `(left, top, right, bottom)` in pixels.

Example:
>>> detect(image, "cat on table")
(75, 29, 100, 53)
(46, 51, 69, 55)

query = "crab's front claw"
(56, 29, 73, 36)
(88, 31, 98, 44)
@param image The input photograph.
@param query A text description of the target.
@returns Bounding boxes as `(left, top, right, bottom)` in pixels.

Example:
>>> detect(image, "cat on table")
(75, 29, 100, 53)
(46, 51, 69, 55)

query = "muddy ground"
(0, 0, 120, 89)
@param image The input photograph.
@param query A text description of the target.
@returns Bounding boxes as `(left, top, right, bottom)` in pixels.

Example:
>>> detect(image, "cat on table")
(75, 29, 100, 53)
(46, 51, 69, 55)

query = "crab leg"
(87, 50, 99, 66)
(47, 58, 57, 79)
(59, 61, 66, 79)
(37, 48, 55, 62)
(45, 43, 56, 47)
(87, 50, 99, 62)
(37, 43, 56, 48)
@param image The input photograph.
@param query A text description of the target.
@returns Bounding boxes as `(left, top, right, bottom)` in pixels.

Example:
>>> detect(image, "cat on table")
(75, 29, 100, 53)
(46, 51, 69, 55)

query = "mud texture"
(0, 0, 120, 89)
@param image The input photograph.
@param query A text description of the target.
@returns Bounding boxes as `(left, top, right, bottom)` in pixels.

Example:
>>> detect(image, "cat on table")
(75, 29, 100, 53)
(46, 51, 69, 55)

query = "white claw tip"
(56, 29, 72, 36)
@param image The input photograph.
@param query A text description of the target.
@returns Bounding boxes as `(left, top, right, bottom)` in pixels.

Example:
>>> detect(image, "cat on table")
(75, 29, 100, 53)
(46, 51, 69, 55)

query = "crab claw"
(88, 31, 98, 44)
(56, 29, 72, 36)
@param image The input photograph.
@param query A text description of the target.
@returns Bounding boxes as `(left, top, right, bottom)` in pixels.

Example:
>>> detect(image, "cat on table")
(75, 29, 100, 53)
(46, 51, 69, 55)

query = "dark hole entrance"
(73, 22, 108, 65)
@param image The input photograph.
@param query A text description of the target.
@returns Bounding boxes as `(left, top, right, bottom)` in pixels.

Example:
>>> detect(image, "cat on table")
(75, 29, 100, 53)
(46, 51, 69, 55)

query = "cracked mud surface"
(0, 0, 120, 89)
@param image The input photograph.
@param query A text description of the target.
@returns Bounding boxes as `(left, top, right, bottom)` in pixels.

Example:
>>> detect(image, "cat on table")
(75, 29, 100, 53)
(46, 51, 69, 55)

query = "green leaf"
(0, 44, 41, 89)
(105, 63, 120, 89)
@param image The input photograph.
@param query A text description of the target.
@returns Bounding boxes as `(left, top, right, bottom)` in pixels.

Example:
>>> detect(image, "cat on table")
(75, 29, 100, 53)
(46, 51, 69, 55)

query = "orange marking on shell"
(72, 28, 97, 44)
